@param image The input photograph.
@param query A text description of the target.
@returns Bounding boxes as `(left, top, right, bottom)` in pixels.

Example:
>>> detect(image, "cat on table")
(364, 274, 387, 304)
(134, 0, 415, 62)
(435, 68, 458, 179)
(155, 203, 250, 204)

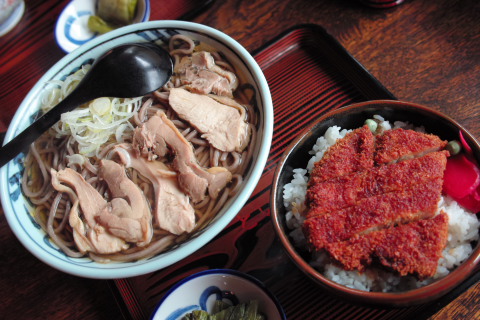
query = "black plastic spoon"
(0, 42, 173, 168)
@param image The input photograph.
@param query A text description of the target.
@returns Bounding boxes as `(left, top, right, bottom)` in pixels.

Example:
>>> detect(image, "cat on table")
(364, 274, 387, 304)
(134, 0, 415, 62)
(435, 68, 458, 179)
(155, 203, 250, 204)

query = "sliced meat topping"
(51, 168, 128, 254)
(114, 145, 196, 235)
(303, 179, 443, 250)
(169, 88, 250, 152)
(51, 160, 154, 253)
(175, 51, 238, 97)
(325, 212, 449, 279)
(374, 128, 448, 165)
(309, 125, 375, 186)
(132, 112, 232, 202)
(96, 159, 153, 246)
(306, 151, 448, 215)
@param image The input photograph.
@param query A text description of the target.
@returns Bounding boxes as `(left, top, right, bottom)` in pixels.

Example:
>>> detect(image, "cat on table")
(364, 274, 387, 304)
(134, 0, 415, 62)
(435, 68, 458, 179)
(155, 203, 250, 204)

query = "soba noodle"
(22, 35, 257, 263)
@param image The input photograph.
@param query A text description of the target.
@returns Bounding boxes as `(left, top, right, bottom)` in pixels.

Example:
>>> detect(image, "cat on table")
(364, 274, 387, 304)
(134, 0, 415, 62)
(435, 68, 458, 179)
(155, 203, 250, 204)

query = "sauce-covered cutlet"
(306, 151, 449, 216)
(303, 124, 450, 279)
(375, 128, 448, 165)
(309, 125, 374, 186)
(325, 212, 449, 279)
(303, 178, 443, 249)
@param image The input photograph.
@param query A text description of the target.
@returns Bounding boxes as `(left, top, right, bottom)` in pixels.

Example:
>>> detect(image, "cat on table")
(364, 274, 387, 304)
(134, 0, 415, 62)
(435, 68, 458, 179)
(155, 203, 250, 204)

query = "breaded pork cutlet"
(375, 128, 448, 165)
(325, 212, 449, 279)
(303, 179, 443, 250)
(306, 151, 449, 216)
(309, 125, 374, 186)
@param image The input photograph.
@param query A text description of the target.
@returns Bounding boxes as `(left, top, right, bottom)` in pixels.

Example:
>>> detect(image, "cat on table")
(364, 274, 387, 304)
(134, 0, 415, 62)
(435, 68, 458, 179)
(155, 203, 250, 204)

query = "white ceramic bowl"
(0, 21, 273, 279)
(151, 269, 286, 320)
(55, 0, 150, 53)
(0, 0, 24, 37)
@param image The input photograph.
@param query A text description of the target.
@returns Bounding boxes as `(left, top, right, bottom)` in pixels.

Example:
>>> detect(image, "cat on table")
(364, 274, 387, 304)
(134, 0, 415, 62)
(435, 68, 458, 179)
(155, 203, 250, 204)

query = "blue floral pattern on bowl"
(152, 269, 286, 320)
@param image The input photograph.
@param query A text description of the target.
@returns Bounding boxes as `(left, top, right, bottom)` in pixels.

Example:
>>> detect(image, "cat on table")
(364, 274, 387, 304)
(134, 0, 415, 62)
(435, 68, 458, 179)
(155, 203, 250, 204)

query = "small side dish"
(54, 0, 150, 53)
(150, 269, 285, 320)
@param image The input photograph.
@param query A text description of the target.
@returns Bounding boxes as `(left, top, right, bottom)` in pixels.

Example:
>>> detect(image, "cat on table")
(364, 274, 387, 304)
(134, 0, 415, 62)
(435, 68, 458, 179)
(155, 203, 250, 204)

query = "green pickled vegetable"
(212, 300, 231, 314)
(97, 0, 138, 25)
(245, 300, 259, 319)
(87, 15, 115, 34)
(364, 119, 378, 133)
(228, 304, 246, 320)
(181, 300, 265, 320)
(88, 0, 138, 34)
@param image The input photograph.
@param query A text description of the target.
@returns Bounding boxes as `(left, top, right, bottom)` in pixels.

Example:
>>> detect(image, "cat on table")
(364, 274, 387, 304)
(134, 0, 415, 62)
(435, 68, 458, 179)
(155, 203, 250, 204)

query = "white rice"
(283, 116, 480, 292)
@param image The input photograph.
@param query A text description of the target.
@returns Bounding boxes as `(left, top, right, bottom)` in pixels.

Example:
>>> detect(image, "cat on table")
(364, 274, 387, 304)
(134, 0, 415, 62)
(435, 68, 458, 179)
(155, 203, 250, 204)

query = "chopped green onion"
(364, 119, 378, 133)
(43, 69, 141, 157)
(446, 140, 461, 156)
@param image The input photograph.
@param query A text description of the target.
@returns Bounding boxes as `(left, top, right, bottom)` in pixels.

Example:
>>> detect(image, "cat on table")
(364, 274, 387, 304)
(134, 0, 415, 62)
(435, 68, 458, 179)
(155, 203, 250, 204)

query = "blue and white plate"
(0, 0, 25, 37)
(55, 0, 150, 53)
(151, 269, 286, 320)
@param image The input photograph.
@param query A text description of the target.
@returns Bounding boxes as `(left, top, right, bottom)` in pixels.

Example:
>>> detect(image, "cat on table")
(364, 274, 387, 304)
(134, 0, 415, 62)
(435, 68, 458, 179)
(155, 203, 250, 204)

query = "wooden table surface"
(1, 0, 479, 319)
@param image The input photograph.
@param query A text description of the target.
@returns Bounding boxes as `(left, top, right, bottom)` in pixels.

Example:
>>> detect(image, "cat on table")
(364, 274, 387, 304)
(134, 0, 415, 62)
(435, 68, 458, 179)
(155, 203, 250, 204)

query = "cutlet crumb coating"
(303, 179, 443, 248)
(309, 125, 374, 185)
(375, 128, 448, 165)
(306, 151, 449, 215)
(303, 125, 450, 279)
(326, 212, 449, 279)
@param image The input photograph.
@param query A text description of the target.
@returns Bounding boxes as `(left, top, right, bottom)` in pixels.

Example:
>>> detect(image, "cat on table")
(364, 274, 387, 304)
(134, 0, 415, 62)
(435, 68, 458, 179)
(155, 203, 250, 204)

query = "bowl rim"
(0, 20, 273, 279)
(150, 268, 286, 320)
(270, 99, 480, 306)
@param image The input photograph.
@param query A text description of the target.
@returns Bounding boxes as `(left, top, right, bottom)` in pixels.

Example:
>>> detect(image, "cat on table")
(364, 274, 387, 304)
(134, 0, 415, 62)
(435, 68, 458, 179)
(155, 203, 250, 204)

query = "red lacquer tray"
(111, 24, 480, 320)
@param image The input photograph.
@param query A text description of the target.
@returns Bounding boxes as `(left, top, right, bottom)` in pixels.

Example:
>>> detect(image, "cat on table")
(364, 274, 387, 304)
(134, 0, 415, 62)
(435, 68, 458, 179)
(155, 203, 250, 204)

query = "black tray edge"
(251, 23, 397, 102)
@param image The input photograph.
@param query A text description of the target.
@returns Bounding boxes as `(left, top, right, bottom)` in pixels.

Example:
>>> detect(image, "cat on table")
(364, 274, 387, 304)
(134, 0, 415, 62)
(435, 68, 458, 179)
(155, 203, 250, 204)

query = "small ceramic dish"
(151, 269, 286, 320)
(271, 100, 480, 306)
(0, 20, 273, 279)
(0, 0, 25, 37)
(55, 0, 150, 53)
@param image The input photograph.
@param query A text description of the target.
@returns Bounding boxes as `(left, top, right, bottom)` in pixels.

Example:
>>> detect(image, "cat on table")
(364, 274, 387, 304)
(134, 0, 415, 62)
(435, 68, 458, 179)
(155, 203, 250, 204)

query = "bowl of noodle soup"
(0, 21, 273, 279)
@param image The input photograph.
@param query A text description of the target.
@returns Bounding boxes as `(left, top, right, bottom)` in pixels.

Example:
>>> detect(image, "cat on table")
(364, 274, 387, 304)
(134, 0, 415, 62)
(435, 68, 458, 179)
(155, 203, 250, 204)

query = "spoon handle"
(0, 91, 90, 168)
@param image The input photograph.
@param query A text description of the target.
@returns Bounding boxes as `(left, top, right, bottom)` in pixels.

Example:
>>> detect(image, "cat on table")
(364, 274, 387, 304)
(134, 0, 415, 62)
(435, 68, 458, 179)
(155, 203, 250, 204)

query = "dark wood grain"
(0, 0, 479, 319)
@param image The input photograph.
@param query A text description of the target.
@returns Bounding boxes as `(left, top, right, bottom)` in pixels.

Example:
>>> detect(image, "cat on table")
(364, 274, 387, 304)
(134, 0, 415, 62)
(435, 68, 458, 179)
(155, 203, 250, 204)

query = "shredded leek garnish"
(41, 65, 142, 158)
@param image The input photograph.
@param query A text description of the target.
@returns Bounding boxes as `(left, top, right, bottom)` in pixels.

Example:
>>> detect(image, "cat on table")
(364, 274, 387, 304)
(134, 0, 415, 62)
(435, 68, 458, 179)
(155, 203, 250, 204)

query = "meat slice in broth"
(374, 128, 448, 165)
(168, 88, 250, 153)
(96, 159, 153, 246)
(175, 51, 238, 97)
(133, 112, 232, 203)
(325, 212, 449, 279)
(51, 167, 132, 254)
(114, 145, 196, 235)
